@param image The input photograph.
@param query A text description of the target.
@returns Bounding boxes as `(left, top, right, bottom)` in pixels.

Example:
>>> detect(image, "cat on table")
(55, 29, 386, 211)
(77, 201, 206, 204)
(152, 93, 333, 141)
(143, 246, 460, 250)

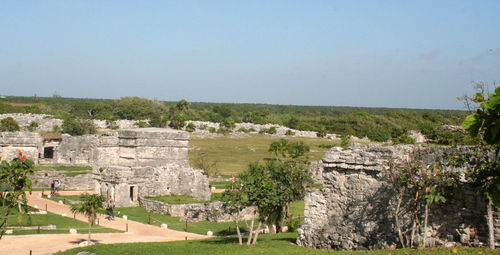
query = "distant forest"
(0, 96, 474, 145)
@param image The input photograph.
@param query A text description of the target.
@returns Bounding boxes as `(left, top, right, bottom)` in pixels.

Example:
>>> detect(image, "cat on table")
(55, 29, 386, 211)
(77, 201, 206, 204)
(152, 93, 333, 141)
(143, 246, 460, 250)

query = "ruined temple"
(0, 128, 210, 206)
(94, 128, 209, 206)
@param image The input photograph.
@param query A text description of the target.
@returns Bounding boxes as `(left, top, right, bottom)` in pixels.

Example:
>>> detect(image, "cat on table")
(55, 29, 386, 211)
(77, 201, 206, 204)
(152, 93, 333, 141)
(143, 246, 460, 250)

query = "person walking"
(106, 196, 115, 220)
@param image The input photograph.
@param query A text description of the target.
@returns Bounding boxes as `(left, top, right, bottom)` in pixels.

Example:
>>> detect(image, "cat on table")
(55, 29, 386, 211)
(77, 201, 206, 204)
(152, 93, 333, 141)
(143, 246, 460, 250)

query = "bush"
(285, 129, 295, 136)
(217, 128, 230, 135)
(62, 118, 97, 136)
(285, 217, 301, 232)
(238, 127, 250, 133)
(209, 127, 216, 133)
(392, 133, 416, 144)
(340, 135, 350, 149)
(135, 120, 149, 128)
(52, 125, 61, 133)
(267, 126, 277, 134)
(185, 122, 196, 132)
(0, 117, 20, 132)
(27, 121, 39, 132)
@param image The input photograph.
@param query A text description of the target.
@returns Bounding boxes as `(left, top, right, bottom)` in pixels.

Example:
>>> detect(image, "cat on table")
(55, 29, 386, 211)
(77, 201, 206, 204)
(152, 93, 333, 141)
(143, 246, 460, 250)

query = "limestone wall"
(139, 198, 256, 222)
(29, 170, 93, 190)
(0, 132, 42, 162)
(95, 128, 210, 207)
(297, 144, 496, 250)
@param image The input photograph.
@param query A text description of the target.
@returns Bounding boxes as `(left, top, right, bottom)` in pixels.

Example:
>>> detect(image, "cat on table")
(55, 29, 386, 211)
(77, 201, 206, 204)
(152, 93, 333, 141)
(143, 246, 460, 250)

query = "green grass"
(44, 195, 83, 204)
(116, 206, 248, 236)
(34, 165, 92, 171)
(210, 181, 232, 189)
(189, 135, 338, 175)
(63, 171, 91, 177)
(148, 195, 210, 205)
(55, 232, 497, 255)
(5, 208, 121, 235)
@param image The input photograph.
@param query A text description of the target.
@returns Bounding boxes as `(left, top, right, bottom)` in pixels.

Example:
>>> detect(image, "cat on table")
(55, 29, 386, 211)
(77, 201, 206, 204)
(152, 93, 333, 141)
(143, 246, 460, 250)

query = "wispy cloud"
(419, 50, 440, 60)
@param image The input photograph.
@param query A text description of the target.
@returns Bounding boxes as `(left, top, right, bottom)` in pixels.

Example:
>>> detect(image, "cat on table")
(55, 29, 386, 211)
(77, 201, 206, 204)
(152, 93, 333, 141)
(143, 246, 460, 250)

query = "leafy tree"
(62, 118, 97, 136)
(220, 117, 235, 129)
(70, 193, 105, 245)
(0, 151, 34, 239)
(221, 186, 247, 245)
(168, 112, 186, 130)
(113, 97, 166, 120)
(461, 85, 500, 249)
(230, 139, 312, 245)
(0, 117, 20, 132)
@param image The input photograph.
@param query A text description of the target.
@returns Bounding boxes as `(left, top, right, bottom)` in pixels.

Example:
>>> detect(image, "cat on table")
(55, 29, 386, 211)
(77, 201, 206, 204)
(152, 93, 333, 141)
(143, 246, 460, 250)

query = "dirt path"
(0, 191, 209, 255)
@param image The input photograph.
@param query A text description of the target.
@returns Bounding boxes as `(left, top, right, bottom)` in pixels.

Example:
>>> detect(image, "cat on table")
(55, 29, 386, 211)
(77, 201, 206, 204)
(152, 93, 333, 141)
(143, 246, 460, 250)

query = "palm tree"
(70, 193, 105, 245)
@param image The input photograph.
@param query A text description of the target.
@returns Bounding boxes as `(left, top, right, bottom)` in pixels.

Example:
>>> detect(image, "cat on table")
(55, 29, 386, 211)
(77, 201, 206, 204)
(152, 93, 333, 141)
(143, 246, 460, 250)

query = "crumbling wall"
(297, 144, 495, 250)
(139, 198, 256, 222)
(0, 132, 42, 162)
(95, 128, 210, 207)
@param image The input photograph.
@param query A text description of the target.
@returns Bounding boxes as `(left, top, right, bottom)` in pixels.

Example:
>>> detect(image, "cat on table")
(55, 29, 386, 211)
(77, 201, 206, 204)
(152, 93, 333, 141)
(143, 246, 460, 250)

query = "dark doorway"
(130, 186, 135, 201)
(43, 147, 54, 159)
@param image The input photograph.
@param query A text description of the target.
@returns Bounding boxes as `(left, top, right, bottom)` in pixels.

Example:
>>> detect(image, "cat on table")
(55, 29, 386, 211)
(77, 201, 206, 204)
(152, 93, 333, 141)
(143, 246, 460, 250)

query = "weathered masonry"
(94, 128, 210, 207)
(297, 144, 499, 250)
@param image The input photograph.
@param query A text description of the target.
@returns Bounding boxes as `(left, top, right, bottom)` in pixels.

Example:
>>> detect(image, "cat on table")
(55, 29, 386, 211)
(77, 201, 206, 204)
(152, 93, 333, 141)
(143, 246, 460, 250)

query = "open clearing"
(189, 134, 339, 175)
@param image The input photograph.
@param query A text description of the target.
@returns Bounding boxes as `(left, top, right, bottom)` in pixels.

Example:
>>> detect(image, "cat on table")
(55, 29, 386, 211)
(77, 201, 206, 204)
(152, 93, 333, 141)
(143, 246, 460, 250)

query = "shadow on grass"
(69, 238, 102, 245)
(273, 236, 297, 243)
(199, 236, 242, 245)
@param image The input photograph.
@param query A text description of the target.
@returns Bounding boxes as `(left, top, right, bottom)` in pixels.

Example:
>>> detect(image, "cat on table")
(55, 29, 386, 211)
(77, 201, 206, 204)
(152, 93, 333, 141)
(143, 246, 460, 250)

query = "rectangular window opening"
(43, 147, 54, 159)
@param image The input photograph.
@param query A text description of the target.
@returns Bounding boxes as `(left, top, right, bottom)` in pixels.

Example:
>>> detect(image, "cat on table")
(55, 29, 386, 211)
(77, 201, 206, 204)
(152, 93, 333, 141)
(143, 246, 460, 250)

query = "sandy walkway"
(0, 191, 209, 255)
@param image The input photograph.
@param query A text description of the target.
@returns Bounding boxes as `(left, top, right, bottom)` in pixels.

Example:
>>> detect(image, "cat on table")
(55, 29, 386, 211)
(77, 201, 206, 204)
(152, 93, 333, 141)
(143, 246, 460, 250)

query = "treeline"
(0, 96, 473, 144)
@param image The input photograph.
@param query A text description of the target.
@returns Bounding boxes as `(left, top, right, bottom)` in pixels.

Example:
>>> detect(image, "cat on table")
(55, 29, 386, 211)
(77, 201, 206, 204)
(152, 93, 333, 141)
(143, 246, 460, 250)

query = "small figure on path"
(54, 179, 61, 194)
(106, 196, 115, 220)
(50, 179, 56, 195)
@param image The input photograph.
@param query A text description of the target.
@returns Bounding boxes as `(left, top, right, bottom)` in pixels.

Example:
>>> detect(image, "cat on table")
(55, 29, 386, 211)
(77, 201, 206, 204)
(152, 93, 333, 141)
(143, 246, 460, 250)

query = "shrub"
(52, 125, 61, 133)
(392, 133, 416, 144)
(238, 127, 249, 133)
(285, 217, 301, 232)
(267, 126, 277, 134)
(285, 129, 295, 136)
(27, 121, 39, 132)
(185, 122, 196, 132)
(340, 135, 350, 149)
(62, 118, 97, 136)
(209, 127, 216, 133)
(217, 128, 230, 135)
(0, 117, 20, 132)
(135, 120, 149, 128)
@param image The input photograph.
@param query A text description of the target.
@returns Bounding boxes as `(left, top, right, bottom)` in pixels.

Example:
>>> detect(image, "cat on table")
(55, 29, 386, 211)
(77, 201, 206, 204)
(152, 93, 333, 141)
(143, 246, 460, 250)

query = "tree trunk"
(487, 202, 495, 249)
(410, 218, 416, 248)
(88, 215, 92, 245)
(235, 220, 242, 245)
(252, 221, 263, 245)
(0, 206, 12, 240)
(247, 217, 254, 246)
(423, 203, 429, 248)
(395, 189, 405, 248)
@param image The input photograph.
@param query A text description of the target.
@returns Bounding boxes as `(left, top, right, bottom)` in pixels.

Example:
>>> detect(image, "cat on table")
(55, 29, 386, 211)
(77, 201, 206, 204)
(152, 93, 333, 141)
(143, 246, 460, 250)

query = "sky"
(0, 1, 499, 110)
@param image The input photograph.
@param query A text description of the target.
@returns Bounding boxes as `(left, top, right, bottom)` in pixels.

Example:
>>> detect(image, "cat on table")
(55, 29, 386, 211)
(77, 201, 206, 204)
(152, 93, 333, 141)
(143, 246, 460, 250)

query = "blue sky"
(1, 1, 499, 109)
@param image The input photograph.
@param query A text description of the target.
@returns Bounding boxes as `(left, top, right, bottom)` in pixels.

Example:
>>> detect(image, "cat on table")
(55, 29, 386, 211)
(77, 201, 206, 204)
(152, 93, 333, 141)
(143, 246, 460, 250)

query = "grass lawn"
(55, 232, 497, 255)
(44, 195, 84, 204)
(189, 135, 338, 175)
(34, 165, 92, 171)
(5, 208, 121, 235)
(115, 206, 248, 236)
(209, 181, 232, 189)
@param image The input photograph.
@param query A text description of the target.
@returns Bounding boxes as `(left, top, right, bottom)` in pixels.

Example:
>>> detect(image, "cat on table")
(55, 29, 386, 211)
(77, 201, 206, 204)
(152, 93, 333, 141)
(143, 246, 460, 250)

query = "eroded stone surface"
(297, 144, 496, 250)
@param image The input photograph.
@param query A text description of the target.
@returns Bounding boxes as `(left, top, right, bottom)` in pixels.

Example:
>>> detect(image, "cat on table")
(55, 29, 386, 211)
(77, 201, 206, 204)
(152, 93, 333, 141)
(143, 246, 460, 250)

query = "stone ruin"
(297, 144, 499, 250)
(94, 128, 209, 207)
(0, 128, 210, 206)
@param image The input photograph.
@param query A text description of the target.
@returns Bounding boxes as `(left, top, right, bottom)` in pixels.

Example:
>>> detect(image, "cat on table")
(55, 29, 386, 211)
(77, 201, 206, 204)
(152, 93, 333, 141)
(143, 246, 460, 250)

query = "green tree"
(461, 85, 500, 249)
(70, 193, 105, 245)
(0, 117, 20, 132)
(221, 186, 247, 245)
(62, 118, 97, 136)
(0, 151, 34, 239)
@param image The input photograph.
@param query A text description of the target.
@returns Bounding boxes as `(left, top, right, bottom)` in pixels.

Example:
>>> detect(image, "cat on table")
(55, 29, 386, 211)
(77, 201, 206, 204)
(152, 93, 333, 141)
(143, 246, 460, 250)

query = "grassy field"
(5, 208, 121, 235)
(55, 232, 497, 255)
(189, 135, 339, 175)
(34, 165, 92, 171)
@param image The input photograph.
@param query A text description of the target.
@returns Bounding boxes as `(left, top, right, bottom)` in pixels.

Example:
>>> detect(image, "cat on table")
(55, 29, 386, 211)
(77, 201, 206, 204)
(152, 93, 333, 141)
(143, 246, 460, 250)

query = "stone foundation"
(139, 198, 256, 222)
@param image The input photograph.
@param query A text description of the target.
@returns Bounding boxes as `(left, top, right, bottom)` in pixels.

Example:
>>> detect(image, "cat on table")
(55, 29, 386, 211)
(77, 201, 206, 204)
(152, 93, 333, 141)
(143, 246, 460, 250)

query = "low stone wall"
(29, 170, 93, 191)
(297, 144, 497, 250)
(139, 198, 256, 222)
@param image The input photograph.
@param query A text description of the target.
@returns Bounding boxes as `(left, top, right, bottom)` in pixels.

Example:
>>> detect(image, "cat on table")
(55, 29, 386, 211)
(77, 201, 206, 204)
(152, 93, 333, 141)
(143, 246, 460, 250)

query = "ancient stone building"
(297, 144, 499, 250)
(94, 128, 210, 207)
